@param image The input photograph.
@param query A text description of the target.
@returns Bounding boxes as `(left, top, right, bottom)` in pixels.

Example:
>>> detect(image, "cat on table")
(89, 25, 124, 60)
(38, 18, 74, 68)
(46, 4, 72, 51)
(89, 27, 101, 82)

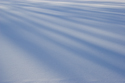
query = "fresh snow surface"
(0, 0, 125, 83)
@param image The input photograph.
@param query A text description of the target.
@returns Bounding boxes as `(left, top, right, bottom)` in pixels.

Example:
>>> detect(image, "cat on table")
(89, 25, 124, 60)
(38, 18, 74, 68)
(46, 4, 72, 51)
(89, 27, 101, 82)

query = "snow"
(0, 0, 125, 83)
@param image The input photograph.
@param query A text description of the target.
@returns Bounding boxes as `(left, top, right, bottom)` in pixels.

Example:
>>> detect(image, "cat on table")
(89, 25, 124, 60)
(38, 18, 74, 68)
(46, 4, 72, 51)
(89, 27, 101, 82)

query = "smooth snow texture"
(0, 0, 125, 83)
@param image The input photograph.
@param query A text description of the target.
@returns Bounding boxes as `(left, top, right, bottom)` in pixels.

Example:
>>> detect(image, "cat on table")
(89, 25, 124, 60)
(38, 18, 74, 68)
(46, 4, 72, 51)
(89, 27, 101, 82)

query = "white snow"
(0, 0, 125, 83)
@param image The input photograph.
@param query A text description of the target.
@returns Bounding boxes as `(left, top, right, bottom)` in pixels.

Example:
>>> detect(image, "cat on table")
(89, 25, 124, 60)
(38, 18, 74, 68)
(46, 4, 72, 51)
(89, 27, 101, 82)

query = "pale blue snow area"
(0, 0, 125, 83)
